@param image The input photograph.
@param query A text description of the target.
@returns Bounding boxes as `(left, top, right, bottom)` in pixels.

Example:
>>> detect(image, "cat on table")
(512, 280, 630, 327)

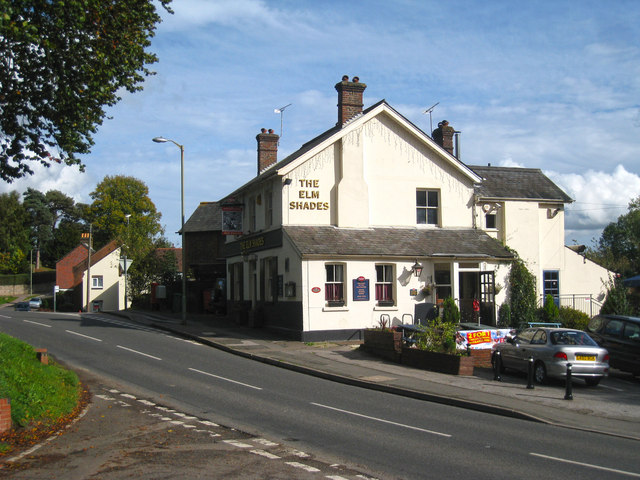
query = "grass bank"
(0, 333, 83, 454)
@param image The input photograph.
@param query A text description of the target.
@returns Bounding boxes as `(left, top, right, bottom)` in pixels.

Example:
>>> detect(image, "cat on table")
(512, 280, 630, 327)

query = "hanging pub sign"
(353, 277, 369, 301)
(221, 199, 243, 235)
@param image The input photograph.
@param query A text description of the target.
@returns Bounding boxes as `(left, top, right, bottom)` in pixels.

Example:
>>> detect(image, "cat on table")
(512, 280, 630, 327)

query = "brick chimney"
(335, 75, 367, 126)
(432, 120, 455, 155)
(256, 128, 279, 175)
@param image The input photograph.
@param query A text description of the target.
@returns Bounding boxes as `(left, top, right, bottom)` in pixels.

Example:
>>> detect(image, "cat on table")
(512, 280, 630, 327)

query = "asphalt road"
(1, 310, 639, 479)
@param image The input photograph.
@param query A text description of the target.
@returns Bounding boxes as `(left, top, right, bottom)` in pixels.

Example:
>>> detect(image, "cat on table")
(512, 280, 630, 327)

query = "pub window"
(375, 264, 395, 306)
(485, 212, 496, 229)
(325, 263, 345, 306)
(417, 189, 439, 225)
(434, 263, 452, 303)
(230, 263, 244, 301)
(248, 196, 256, 232)
(262, 257, 278, 303)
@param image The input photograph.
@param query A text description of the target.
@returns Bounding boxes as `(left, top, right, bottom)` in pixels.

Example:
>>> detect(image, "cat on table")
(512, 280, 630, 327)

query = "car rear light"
(554, 352, 568, 361)
(604, 354, 610, 362)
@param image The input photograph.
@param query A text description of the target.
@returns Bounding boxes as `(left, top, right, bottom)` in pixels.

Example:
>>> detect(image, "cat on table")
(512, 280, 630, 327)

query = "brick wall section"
(0, 398, 11, 433)
(470, 349, 492, 368)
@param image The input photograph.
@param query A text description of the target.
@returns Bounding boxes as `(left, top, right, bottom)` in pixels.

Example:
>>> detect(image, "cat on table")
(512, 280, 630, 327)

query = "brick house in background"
(181, 202, 227, 312)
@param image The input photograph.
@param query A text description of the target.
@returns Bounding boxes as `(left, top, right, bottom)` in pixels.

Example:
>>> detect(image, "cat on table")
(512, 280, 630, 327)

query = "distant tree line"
(0, 175, 178, 302)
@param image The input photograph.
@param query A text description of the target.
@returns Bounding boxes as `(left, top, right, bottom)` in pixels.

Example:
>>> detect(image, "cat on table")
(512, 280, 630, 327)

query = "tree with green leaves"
(507, 257, 537, 328)
(88, 175, 164, 256)
(22, 188, 87, 268)
(0, 0, 173, 182)
(0, 191, 30, 273)
(600, 276, 633, 316)
(588, 196, 640, 278)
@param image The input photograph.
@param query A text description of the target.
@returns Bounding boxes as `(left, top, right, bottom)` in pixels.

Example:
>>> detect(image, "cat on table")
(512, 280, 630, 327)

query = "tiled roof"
(470, 166, 573, 202)
(283, 226, 513, 259)
(183, 202, 222, 232)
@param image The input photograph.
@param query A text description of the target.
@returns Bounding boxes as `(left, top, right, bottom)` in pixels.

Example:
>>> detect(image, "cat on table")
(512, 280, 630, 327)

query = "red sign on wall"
(311, 287, 321, 293)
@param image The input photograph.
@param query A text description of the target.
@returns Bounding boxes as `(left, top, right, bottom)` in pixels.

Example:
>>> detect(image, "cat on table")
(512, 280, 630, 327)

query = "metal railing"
(539, 294, 603, 317)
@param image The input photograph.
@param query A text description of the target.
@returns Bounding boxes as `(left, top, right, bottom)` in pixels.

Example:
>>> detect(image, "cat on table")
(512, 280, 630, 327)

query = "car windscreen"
(550, 331, 598, 346)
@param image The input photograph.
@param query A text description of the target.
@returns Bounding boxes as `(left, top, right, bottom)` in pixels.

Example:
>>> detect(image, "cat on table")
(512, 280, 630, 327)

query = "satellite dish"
(482, 204, 492, 213)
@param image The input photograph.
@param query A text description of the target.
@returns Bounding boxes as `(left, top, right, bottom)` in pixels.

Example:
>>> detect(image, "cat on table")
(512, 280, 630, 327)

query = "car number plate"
(576, 355, 596, 361)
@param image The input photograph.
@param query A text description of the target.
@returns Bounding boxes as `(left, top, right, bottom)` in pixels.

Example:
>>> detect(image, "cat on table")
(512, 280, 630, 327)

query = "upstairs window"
(375, 264, 394, 306)
(485, 213, 497, 229)
(325, 264, 345, 306)
(265, 190, 273, 227)
(91, 275, 103, 289)
(417, 190, 439, 225)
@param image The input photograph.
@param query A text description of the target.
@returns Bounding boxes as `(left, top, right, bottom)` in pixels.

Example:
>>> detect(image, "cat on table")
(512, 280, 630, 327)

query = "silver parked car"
(492, 328, 609, 386)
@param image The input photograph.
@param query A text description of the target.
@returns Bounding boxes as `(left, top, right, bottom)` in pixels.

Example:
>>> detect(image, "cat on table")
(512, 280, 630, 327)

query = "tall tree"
(0, 191, 30, 273)
(88, 175, 164, 260)
(588, 196, 640, 277)
(507, 256, 537, 328)
(0, 0, 173, 182)
(23, 188, 85, 268)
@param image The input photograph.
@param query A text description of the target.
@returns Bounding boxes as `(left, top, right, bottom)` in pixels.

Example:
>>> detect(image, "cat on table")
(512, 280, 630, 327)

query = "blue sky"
(3, 0, 640, 248)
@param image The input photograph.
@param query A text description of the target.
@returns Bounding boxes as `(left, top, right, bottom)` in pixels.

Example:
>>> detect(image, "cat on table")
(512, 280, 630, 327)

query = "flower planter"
(362, 329, 402, 362)
(401, 348, 474, 375)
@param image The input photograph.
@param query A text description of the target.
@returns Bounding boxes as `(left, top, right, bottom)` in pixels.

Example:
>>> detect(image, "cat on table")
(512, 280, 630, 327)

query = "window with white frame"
(325, 263, 345, 306)
(92, 275, 103, 289)
(417, 189, 439, 225)
(375, 264, 395, 305)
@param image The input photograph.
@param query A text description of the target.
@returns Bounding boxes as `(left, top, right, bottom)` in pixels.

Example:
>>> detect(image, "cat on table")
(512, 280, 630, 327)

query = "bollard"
(526, 356, 535, 389)
(493, 351, 502, 381)
(564, 363, 573, 400)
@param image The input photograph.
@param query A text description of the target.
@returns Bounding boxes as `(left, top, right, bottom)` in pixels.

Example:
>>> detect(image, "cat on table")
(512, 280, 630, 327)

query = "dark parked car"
(587, 314, 640, 376)
(492, 327, 609, 386)
(14, 302, 30, 311)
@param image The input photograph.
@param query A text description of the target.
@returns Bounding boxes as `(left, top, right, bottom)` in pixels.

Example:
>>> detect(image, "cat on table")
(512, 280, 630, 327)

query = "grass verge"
(0, 333, 87, 457)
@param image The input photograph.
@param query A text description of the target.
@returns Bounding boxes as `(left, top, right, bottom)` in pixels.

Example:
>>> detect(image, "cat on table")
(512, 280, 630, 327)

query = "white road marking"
(326, 476, 350, 480)
(311, 402, 451, 438)
(286, 462, 320, 473)
(189, 367, 262, 390)
(254, 438, 278, 447)
(0, 314, 11, 319)
(223, 439, 254, 448)
(24, 319, 51, 327)
(116, 345, 161, 360)
(251, 449, 281, 459)
(530, 453, 640, 477)
(66, 330, 102, 342)
(600, 384, 625, 392)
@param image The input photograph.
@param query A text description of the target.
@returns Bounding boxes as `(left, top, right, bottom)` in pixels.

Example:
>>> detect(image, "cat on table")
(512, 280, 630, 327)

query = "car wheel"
(534, 361, 548, 385)
(585, 377, 601, 387)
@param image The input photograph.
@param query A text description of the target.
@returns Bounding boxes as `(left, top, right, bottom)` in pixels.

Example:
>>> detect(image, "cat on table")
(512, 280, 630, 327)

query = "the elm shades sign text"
(289, 179, 329, 211)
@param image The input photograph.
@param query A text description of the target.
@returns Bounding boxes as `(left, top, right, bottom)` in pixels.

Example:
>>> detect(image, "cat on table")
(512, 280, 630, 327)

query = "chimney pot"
(335, 75, 367, 126)
(432, 120, 455, 156)
(256, 128, 279, 175)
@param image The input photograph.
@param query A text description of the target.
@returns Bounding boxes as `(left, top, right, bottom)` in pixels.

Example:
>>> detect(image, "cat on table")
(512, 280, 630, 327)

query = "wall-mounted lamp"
(283, 178, 292, 186)
(411, 260, 423, 277)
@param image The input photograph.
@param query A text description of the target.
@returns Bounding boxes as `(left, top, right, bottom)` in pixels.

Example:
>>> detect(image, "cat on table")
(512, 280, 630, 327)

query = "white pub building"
(221, 76, 610, 341)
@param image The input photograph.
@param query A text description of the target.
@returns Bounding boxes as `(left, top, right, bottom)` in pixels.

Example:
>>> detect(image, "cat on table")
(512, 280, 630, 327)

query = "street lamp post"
(124, 214, 131, 310)
(152, 136, 187, 325)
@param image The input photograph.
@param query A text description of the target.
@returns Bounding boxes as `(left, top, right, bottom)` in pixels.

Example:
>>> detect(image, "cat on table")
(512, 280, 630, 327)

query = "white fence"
(539, 294, 603, 318)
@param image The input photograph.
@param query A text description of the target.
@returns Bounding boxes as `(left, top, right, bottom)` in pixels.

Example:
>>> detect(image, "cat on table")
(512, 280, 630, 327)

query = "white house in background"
(57, 240, 128, 312)
(218, 75, 611, 341)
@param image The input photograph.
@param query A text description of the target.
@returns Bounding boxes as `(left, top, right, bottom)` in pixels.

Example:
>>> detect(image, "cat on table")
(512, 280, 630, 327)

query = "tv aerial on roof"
(423, 102, 439, 136)
(274, 103, 292, 138)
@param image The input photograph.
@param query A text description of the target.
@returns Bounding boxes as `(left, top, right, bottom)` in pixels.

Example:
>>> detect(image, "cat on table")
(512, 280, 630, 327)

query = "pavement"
(107, 308, 640, 442)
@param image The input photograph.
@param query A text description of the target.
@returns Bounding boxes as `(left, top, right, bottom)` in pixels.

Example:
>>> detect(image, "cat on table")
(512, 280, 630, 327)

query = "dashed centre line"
(530, 453, 640, 477)
(66, 330, 102, 342)
(116, 345, 161, 360)
(188, 367, 262, 390)
(311, 402, 451, 438)
(23, 319, 52, 327)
